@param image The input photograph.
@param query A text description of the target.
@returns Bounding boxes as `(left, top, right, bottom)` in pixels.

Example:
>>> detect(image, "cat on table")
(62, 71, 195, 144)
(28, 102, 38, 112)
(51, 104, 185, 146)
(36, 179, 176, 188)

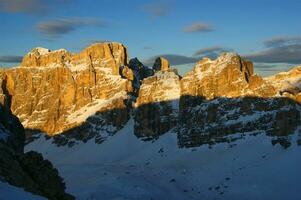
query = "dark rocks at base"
(0, 100, 74, 199)
(178, 96, 300, 148)
(271, 138, 292, 149)
(134, 101, 178, 139)
(0, 145, 73, 200)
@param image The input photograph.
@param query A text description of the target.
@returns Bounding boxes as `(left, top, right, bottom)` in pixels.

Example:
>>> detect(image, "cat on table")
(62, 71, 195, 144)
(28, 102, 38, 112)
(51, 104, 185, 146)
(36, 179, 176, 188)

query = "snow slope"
(26, 119, 301, 200)
(0, 181, 46, 200)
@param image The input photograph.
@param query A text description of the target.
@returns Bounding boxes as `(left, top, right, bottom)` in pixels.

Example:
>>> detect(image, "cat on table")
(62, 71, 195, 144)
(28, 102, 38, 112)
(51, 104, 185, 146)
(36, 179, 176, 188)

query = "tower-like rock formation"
(153, 57, 170, 72)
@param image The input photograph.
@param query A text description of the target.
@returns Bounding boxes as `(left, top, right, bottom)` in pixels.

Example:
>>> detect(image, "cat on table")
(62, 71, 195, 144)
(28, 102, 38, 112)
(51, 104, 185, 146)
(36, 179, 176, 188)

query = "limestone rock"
(134, 70, 180, 138)
(0, 42, 130, 135)
(178, 96, 301, 148)
(0, 74, 24, 152)
(177, 53, 300, 147)
(72, 42, 128, 75)
(21, 48, 72, 68)
(180, 53, 276, 101)
(2, 43, 301, 148)
(127, 58, 153, 92)
(265, 65, 301, 103)
(153, 57, 170, 72)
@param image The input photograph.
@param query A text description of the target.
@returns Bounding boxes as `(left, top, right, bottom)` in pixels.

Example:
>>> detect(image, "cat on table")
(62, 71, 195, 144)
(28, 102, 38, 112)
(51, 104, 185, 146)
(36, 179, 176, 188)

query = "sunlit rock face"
(134, 70, 181, 138)
(153, 57, 170, 72)
(265, 65, 301, 103)
(1, 42, 301, 147)
(178, 54, 301, 148)
(180, 53, 276, 101)
(0, 42, 130, 135)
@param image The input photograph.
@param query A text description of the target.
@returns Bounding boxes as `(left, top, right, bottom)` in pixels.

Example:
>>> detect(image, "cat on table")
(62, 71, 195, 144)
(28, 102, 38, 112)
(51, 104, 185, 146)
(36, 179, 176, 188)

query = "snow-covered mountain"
(0, 42, 300, 199)
(26, 119, 301, 200)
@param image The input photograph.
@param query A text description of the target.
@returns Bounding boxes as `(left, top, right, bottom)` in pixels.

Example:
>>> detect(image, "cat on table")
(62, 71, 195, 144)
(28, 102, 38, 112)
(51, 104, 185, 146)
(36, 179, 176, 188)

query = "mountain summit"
(0, 42, 300, 141)
(0, 42, 300, 199)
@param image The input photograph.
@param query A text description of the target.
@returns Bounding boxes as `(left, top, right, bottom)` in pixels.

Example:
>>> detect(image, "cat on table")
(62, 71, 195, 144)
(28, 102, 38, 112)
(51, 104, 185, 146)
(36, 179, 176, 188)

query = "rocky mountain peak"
(1, 42, 131, 135)
(265, 65, 301, 103)
(73, 42, 128, 75)
(21, 47, 71, 68)
(0, 42, 300, 141)
(181, 52, 275, 100)
(153, 57, 170, 72)
(29, 47, 51, 56)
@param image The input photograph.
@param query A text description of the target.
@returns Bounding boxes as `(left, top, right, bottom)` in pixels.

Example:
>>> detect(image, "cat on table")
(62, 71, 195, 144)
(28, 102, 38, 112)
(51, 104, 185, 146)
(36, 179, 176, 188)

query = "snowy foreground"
(0, 181, 46, 200)
(26, 119, 301, 200)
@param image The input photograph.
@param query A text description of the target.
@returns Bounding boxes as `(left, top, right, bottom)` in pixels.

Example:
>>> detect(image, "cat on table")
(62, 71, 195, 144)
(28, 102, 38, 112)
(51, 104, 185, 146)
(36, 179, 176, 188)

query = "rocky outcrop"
(129, 52, 301, 145)
(0, 99, 73, 199)
(1, 42, 301, 147)
(265, 65, 301, 103)
(21, 48, 72, 68)
(126, 58, 153, 92)
(178, 96, 301, 148)
(0, 146, 74, 200)
(0, 42, 130, 135)
(0, 74, 24, 152)
(21, 43, 128, 75)
(180, 53, 276, 101)
(153, 57, 170, 72)
(134, 70, 180, 138)
(178, 54, 301, 147)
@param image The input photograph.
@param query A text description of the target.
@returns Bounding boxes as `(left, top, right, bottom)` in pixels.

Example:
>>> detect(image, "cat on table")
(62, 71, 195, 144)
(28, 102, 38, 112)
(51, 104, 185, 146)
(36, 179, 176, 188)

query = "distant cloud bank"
(36, 17, 106, 39)
(141, 1, 172, 17)
(244, 36, 301, 64)
(0, 0, 70, 15)
(0, 55, 22, 63)
(183, 22, 213, 33)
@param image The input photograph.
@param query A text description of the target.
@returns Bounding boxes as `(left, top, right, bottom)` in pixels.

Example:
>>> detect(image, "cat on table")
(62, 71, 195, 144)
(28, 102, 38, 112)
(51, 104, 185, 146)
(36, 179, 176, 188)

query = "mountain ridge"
(0, 42, 300, 141)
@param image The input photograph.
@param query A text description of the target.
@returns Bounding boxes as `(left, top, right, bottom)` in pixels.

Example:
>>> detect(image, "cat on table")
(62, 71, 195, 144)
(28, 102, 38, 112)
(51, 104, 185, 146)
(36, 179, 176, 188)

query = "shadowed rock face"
(0, 43, 300, 148)
(0, 98, 74, 199)
(0, 74, 24, 152)
(178, 96, 300, 148)
(133, 53, 300, 139)
(134, 70, 180, 138)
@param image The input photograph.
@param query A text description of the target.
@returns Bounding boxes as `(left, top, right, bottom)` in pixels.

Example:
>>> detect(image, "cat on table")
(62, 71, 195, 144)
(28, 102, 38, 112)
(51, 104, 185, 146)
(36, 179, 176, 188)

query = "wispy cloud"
(183, 22, 213, 33)
(264, 36, 301, 48)
(143, 46, 153, 50)
(36, 18, 106, 39)
(0, 0, 70, 15)
(245, 36, 301, 64)
(194, 46, 232, 57)
(89, 39, 111, 44)
(0, 55, 22, 63)
(143, 54, 200, 66)
(144, 45, 232, 66)
(253, 62, 295, 77)
(0, 0, 47, 14)
(142, 1, 171, 17)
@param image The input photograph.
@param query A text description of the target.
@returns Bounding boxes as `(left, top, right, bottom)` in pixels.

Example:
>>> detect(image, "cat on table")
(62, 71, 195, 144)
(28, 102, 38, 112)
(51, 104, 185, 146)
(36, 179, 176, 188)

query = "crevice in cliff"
(1, 74, 12, 113)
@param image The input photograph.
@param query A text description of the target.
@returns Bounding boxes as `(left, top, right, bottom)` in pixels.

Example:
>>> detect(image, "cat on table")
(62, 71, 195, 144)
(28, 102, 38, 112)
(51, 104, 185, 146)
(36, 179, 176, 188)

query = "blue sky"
(0, 0, 300, 75)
